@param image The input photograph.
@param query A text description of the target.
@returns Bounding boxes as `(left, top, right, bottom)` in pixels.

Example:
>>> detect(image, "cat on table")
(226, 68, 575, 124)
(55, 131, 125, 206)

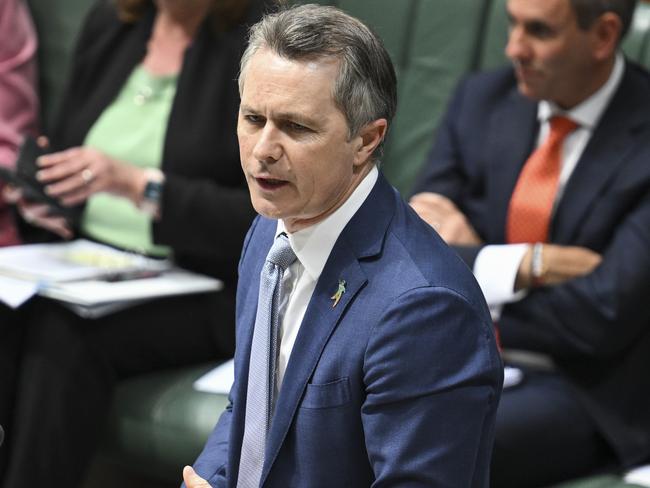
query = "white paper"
(0, 239, 169, 283)
(0, 275, 39, 308)
(41, 270, 222, 306)
(0, 240, 221, 317)
(503, 366, 524, 388)
(193, 359, 234, 394)
(625, 465, 650, 486)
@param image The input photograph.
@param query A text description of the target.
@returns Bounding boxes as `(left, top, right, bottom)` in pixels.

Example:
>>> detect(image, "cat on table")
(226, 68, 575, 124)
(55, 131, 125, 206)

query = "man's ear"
(590, 12, 622, 61)
(353, 119, 388, 167)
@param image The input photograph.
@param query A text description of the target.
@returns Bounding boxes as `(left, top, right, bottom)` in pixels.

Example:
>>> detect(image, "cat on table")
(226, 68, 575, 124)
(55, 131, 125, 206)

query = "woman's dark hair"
(114, 0, 250, 30)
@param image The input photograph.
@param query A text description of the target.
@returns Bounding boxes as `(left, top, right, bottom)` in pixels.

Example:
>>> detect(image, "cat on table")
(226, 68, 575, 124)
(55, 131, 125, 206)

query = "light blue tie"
(237, 233, 296, 488)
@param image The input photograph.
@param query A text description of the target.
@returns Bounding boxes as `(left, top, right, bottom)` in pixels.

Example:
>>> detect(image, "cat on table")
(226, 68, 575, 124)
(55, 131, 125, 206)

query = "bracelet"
(531, 242, 544, 287)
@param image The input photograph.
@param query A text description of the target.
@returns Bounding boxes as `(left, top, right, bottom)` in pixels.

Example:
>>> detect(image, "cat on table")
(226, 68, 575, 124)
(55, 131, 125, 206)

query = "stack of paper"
(0, 239, 223, 317)
(0, 239, 169, 282)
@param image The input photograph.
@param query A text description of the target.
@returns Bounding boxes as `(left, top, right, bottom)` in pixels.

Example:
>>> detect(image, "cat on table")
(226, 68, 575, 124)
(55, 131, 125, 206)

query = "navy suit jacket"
(413, 62, 650, 466)
(191, 174, 502, 487)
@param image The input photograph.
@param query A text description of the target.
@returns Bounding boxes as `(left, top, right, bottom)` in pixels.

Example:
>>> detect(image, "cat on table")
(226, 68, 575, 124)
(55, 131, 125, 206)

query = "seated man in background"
(0, 0, 38, 246)
(411, 0, 650, 486)
(183, 4, 502, 487)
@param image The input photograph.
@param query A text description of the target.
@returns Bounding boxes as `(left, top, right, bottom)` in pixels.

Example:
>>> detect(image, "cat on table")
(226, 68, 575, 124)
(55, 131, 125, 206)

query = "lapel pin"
(331, 279, 346, 308)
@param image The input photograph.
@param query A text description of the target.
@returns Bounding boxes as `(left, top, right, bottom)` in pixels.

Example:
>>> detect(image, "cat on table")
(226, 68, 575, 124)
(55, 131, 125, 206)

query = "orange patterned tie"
(506, 116, 578, 243)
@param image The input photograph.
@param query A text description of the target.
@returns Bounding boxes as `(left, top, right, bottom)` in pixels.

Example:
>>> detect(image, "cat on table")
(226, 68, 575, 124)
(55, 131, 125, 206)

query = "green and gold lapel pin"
(331, 279, 346, 308)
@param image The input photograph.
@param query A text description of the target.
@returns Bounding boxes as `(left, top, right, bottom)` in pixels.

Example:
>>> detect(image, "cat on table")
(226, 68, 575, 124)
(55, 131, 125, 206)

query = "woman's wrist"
(137, 168, 165, 218)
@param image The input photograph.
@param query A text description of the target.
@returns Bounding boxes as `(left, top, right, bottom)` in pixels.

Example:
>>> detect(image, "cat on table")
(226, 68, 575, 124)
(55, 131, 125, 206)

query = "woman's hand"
(3, 185, 73, 239)
(36, 146, 146, 206)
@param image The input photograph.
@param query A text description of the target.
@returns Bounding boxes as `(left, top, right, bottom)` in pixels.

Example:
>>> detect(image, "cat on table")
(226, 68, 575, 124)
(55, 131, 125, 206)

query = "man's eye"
(244, 114, 264, 124)
(527, 22, 554, 38)
(287, 122, 310, 132)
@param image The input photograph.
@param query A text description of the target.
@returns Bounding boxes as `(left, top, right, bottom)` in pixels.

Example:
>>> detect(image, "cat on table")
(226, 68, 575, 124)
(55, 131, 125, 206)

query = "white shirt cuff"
(473, 244, 530, 308)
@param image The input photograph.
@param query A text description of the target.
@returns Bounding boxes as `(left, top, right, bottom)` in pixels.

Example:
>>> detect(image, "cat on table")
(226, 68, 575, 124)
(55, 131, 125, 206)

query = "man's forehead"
(241, 48, 339, 109)
(507, 0, 574, 23)
(244, 47, 340, 85)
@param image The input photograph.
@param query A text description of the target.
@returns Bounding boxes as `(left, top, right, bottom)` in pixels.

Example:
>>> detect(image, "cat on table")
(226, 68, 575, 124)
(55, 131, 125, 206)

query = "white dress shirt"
(475, 53, 624, 319)
(273, 166, 378, 390)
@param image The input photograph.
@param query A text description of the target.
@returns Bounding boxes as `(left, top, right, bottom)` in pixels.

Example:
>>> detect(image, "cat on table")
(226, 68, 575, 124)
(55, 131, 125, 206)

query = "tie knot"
(266, 233, 297, 270)
(549, 115, 578, 137)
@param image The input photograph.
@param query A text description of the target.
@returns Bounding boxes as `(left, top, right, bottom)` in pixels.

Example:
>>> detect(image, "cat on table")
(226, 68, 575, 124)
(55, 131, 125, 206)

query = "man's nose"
(252, 124, 282, 163)
(505, 26, 530, 63)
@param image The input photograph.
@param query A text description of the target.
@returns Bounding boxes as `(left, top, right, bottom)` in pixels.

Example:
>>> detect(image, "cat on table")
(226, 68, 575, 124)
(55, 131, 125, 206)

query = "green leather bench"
(25, 0, 650, 485)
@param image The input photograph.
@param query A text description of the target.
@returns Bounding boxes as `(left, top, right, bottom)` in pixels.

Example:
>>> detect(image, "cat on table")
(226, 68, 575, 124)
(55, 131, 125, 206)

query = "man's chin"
(516, 81, 544, 102)
(251, 199, 287, 221)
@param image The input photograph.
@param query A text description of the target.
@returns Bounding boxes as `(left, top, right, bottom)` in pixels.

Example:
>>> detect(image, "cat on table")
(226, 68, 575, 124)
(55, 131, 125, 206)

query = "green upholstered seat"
(622, 2, 650, 65)
(103, 363, 228, 481)
(377, 0, 491, 194)
(477, 0, 509, 70)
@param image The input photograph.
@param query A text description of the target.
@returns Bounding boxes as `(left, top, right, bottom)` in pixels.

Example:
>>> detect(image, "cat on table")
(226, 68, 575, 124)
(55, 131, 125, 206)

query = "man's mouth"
(514, 64, 539, 81)
(255, 176, 288, 190)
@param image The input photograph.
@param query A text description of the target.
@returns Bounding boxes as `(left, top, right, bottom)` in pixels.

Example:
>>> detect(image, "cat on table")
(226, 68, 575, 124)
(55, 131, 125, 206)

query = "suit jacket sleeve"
(362, 286, 502, 487)
(186, 399, 233, 488)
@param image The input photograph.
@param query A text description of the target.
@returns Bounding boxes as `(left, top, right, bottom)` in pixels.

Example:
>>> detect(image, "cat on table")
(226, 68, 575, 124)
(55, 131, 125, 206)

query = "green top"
(81, 65, 178, 257)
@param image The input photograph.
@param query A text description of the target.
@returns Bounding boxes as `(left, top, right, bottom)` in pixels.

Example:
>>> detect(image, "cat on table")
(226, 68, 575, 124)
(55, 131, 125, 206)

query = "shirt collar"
(276, 166, 379, 280)
(538, 52, 625, 129)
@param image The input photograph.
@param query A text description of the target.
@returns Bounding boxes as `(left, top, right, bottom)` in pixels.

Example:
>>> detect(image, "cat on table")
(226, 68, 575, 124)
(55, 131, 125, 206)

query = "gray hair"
(238, 4, 397, 158)
(570, 0, 638, 41)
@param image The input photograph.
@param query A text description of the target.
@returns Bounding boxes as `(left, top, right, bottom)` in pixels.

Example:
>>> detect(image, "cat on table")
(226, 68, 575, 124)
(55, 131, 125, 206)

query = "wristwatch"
(139, 168, 165, 218)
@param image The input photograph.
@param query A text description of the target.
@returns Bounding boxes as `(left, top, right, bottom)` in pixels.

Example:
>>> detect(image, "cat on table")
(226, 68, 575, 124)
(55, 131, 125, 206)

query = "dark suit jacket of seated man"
(411, 0, 650, 486)
(182, 4, 503, 488)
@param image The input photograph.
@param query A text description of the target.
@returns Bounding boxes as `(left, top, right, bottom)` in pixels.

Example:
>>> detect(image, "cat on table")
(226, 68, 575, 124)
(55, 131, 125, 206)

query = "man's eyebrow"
(241, 105, 319, 126)
(240, 104, 258, 114)
(504, 8, 554, 28)
(275, 111, 319, 126)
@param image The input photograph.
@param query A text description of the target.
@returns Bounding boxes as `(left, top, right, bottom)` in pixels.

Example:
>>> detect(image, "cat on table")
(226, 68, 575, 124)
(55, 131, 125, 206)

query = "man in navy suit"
(411, 0, 650, 486)
(183, 4, 502, 488)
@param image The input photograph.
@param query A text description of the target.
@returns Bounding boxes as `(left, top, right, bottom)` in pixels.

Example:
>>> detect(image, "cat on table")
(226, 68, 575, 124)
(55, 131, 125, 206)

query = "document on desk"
(0, 239, 169, 283)
(0, 275, 39, 308)
(625, 464, 650, 487)
(0, 239, 223, 316)
(193, 359, 235, 395)
(41, 269, 222, 318)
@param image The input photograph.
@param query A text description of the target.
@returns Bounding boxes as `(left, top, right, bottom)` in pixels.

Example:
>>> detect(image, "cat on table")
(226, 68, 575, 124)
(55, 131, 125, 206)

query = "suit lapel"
(552, 64, 650, 243)
(486, 88, 538, 242)
(260, 175, 395, 484)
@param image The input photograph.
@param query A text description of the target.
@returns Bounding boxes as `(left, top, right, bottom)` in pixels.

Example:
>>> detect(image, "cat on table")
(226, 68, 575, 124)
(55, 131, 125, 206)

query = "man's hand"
(516, 244, 602, 290)
(183, 466, 211, 488)
(409, 192, 482, 245)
